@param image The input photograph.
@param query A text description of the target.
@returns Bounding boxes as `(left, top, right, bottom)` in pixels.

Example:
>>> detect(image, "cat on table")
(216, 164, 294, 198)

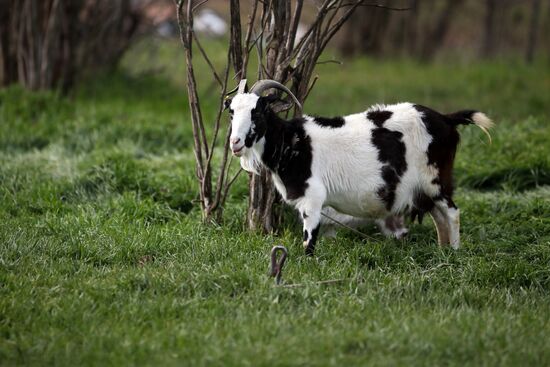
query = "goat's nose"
(231, 137, 241, 146)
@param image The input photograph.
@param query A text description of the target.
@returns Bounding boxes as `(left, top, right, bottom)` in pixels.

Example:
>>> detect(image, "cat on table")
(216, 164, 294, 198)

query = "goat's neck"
(259, 110, 295, 172)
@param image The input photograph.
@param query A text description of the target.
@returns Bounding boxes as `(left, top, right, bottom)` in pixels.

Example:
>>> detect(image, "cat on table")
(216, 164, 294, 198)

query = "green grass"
(1, 38, 550, 366)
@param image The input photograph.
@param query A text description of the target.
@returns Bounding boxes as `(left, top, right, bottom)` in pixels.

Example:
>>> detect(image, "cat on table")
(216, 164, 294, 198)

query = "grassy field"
(1, 38, 550, 366)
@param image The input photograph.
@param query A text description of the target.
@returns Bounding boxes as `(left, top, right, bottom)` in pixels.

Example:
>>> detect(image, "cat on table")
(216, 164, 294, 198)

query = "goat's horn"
(237, 79, 248, 94)
(250, 80, 303, 115)
(225, 79, 248, 96)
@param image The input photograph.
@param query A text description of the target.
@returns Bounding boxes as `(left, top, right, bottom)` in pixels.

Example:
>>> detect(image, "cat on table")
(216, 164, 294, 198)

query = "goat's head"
(225, 79, 302, 157)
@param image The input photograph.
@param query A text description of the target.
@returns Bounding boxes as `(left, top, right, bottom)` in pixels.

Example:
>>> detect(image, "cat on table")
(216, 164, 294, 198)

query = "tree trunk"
(247, 0, 289, 232)
(247, 169, 281, 232)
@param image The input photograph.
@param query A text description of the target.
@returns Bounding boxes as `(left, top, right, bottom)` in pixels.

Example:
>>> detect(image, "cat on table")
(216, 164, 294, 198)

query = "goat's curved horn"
(250, 80, 303, 115)
(226, 79, 249, 97)
(225, 79, 248, 97)
(237, 79, 248, 94)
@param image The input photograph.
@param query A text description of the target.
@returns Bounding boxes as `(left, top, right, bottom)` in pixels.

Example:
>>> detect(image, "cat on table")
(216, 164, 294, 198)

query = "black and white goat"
(226, 80, 493, 255)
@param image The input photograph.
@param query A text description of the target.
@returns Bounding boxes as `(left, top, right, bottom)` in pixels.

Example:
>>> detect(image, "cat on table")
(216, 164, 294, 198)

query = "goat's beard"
(239, 143, 263, 175)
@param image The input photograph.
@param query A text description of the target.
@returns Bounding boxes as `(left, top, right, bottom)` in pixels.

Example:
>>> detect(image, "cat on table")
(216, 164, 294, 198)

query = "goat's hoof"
(304, 246, 315, 256)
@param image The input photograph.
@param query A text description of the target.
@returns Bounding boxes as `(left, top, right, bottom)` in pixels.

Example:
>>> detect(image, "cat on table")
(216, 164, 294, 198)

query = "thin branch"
(247, 28, 264, 54)
(285, 0, 303, 55)
(192, 0, 209, 12)
(221, 167, 244, 207)
(192, 31, 223, 87)
(185, 1, 210, 161)
(321, 0, 364, 51)
(176, 0, 208, 208)
(328, 2, 411, 11)
(302, 75, 319, 101)
(286, 4, 327, 63)
(316, 59, 342, 65)
(322, 0, 344, 42)
(229, 0, 243, 77)
(213, 125, 234, 211)
(241, 0, 259, 77)
(204, 48, 231, 203)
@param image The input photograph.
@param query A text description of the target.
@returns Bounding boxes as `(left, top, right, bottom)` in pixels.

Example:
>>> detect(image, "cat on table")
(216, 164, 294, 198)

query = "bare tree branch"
(205, 49, 231, 209)
(192, 0, 210, 12)
(328, 2, 411, 11)
(192, 31, 223, 87)
(242, 0, 259, 77)
(175, 0, 384, 224)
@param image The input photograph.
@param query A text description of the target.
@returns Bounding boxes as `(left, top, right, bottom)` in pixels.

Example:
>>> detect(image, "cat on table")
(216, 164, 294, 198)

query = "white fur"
(229, 94, 260, 153)
(299, 103, 437, 219)
(472, 112, 494, 143)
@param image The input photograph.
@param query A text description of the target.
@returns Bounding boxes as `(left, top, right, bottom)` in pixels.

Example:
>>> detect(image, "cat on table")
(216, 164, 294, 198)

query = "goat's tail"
(446, 110, 494, 144)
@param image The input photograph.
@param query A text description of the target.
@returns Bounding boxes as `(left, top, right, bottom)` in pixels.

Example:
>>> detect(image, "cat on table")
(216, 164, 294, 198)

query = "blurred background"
(2, 0, 549, 91)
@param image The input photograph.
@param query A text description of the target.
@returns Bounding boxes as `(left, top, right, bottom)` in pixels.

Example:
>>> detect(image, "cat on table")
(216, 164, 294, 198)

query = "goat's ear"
(263, 93, 279, 104)
(261, 94, 293, 113)
(258, 95, 278, 112)
(223, 97, 232, 111)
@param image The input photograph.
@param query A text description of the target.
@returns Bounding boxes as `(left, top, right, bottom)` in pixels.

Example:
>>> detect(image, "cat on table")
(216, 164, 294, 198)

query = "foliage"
(0, 40, 549, 365)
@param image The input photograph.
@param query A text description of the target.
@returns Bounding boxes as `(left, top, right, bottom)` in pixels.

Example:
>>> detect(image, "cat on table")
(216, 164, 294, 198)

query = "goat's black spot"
(371, 127, 407, 210)
(367, 110, 393, 127)
(410, 192, 435, 224)
(376, 167, 399, 211)
(245, 130, 256, 147)
(372, 129, 407, 176)
(244, 129, 257, 148)
(414, 104, 460, 199)
(313, 116, 345, 128)
(245, 105, 270, 148)
(260, 110, 312, 201)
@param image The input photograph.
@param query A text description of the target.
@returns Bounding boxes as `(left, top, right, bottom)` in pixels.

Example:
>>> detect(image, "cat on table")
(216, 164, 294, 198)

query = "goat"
(225, 80, 493, 255)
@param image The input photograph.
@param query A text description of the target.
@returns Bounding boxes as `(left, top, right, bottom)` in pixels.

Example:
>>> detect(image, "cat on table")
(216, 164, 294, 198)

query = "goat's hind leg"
(430, 207, 450, 245)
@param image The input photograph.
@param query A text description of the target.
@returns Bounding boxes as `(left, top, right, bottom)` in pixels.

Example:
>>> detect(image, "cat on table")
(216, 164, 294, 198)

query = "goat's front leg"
(297, 182, 326, 256)
(301, 207, 322, 256)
